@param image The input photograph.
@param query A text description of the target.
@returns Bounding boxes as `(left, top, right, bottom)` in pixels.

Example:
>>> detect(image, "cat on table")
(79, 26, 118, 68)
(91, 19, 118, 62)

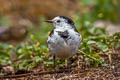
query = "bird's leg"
(53, 55, 56, 72)
(67, 58, 71, 73)
(53, 55, 57, 79)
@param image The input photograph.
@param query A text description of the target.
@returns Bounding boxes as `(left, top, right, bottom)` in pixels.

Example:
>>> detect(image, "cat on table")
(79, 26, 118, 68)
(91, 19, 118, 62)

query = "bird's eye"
(57, 20, 60, 23)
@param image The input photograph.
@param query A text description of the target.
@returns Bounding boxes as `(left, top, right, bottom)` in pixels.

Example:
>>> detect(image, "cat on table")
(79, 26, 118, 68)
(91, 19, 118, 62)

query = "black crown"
(59, 16, 74, 25)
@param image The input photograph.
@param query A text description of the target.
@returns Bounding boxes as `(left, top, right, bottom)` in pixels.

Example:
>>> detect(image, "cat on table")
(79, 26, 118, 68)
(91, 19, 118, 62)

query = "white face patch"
(52, 16, 71, 29)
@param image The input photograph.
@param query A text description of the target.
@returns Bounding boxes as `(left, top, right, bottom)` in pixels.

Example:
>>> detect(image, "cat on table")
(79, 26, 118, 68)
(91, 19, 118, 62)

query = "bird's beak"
(45, 20, 53, 23)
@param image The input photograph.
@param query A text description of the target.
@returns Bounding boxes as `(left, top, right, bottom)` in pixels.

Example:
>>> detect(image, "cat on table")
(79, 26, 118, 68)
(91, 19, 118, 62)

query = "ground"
(0, 49, 120, 80)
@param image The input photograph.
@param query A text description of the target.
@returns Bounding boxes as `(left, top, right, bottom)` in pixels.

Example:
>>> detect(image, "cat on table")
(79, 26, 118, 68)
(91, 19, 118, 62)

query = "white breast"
(47, 28, 81, 59)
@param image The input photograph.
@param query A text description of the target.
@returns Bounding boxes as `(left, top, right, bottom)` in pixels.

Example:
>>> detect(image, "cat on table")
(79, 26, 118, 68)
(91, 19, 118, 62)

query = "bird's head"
(45, 16, 74, 29)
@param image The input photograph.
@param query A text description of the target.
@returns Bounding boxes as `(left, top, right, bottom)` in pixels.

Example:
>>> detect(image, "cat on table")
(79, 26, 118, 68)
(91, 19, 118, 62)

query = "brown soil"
(0, 50, 120, 80)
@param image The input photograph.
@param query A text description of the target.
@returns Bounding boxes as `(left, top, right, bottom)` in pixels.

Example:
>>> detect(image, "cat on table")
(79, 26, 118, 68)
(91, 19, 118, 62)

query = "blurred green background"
(0, 0, 120, 72)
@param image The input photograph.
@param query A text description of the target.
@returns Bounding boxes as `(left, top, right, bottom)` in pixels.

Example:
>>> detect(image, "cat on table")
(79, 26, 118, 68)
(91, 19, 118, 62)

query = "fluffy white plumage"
(47, 16, 81, 59)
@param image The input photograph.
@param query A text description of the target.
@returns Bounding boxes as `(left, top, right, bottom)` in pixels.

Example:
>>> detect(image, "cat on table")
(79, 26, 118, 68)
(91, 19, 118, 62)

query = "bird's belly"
(49, 41, 77, 59)
(55, 45, 72, 59)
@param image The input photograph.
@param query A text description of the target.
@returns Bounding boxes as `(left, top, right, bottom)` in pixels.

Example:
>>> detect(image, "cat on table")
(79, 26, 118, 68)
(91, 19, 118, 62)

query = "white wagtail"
(45, 16, 82, 69)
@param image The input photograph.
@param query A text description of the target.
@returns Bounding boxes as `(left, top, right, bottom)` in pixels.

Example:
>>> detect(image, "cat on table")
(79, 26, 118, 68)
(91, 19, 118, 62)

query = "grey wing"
(74, 33, 82, 53)
(47, 36, 56, 52)
(47, 36, 51, 44)
(47, 36, 53, 52)
(76, 33, 82, 47)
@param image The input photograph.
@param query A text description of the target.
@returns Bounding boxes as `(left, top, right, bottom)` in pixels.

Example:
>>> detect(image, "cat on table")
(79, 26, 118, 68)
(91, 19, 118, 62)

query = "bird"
(45, 16, 82, 70)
